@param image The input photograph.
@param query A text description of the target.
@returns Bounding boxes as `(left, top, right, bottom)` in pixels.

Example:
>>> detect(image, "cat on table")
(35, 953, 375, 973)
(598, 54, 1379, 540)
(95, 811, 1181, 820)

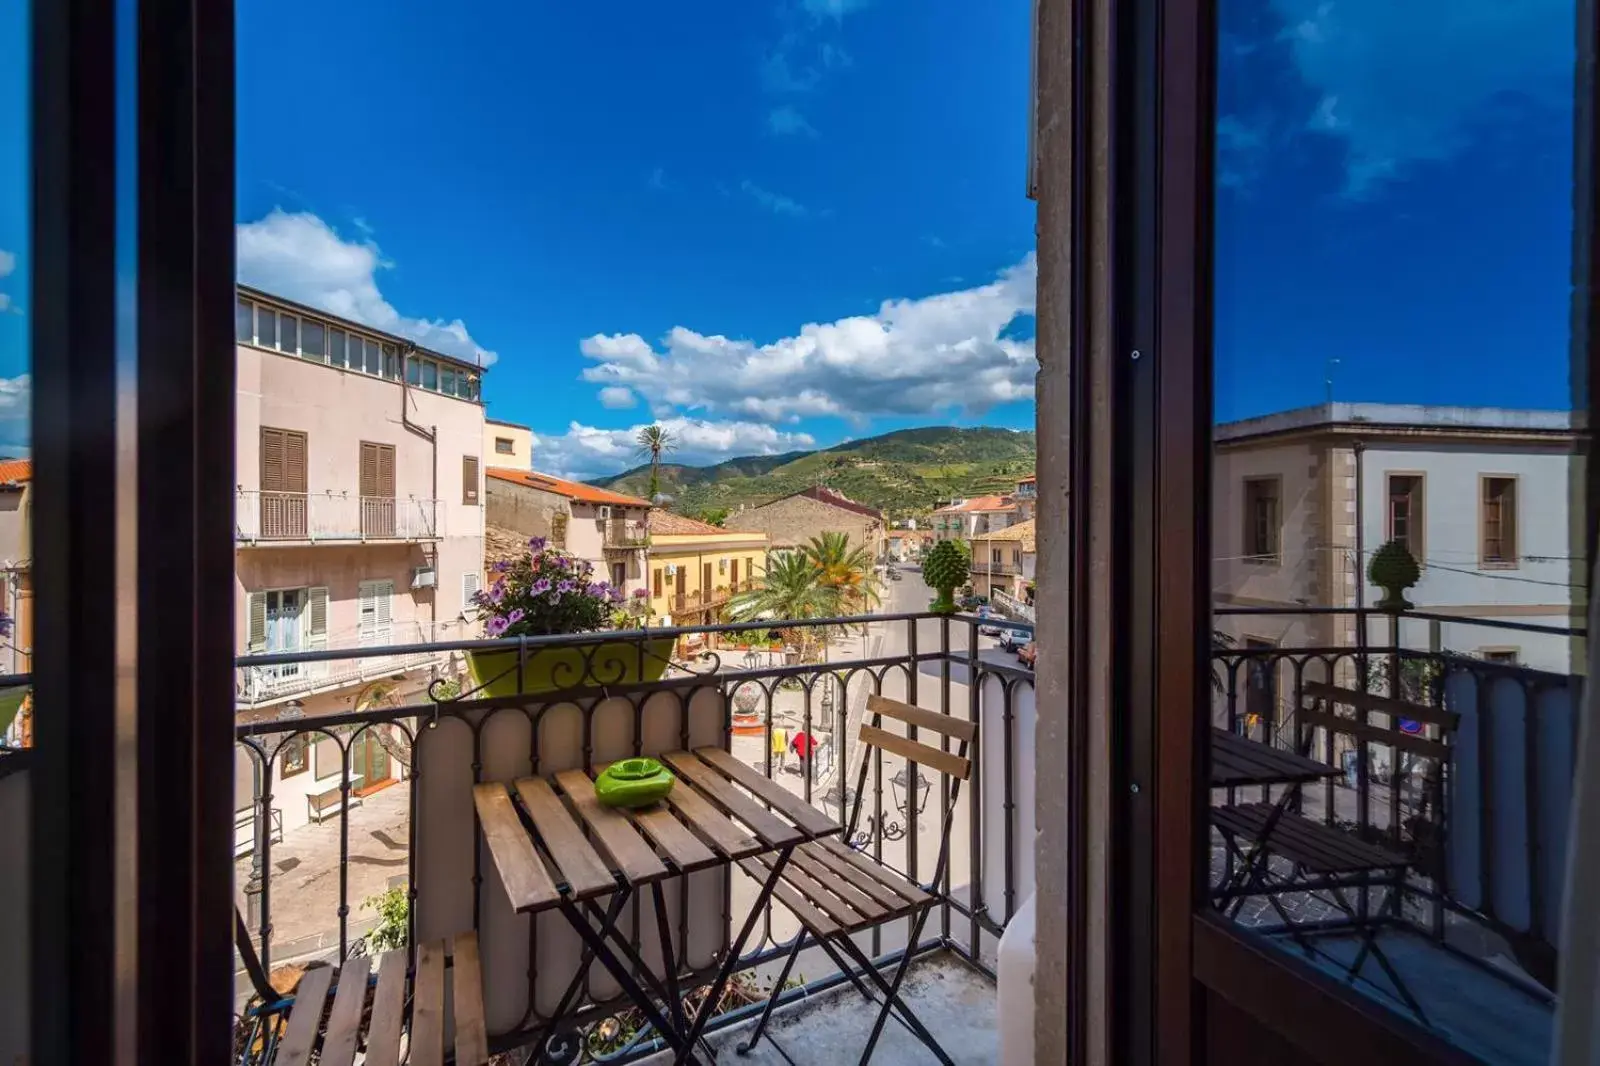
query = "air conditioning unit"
(411, 565, 437, 589)
(667, 564, 678, 576)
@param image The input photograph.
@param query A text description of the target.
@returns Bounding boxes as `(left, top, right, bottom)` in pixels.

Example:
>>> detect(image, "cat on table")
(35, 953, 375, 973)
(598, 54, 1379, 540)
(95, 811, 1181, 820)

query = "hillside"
(591, 426, 1035, 520)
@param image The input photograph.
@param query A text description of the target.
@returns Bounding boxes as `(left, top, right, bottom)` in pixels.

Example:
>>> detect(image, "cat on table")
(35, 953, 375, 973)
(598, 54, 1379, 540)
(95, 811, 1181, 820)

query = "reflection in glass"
(1207, 0, 1585, 1058)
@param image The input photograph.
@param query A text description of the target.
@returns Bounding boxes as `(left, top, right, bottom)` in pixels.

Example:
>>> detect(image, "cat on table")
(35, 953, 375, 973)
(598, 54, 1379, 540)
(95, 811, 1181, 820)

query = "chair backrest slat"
(865, 694, 977, 744)
(859, 724, 971, 781)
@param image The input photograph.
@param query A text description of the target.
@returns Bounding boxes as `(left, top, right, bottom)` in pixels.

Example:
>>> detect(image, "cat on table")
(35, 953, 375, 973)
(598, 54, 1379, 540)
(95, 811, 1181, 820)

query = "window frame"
(1241, 475, 1283, 565)
(494, 437, 515, 454)
(462, 455, 480, 505)
(1479, 474, 1521, 569)
(1479, 646, 1521, 665)
(1385, 471, 1426, 561)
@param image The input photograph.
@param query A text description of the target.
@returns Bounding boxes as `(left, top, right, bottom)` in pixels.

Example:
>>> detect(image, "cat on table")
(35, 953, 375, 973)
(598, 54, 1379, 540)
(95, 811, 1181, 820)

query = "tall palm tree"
(801, 531, 880, 614)
(634, 424, 677, 501)
(727, 552, 842, 661)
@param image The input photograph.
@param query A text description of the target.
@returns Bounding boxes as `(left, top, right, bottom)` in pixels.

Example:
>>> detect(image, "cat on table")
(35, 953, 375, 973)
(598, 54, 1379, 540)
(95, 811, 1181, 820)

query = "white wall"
(1359, 443, 1577, 673)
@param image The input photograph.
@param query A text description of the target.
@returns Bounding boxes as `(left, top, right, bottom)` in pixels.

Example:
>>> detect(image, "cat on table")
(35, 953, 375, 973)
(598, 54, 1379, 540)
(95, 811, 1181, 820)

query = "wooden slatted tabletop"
(1210, 727, 1340, 788)
(473, 747, 843, 916)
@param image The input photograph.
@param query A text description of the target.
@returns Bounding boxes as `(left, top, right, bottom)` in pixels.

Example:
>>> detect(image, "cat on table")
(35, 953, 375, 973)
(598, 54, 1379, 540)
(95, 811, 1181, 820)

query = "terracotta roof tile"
(971, 518, 1036, 552)
(485, 467, 650, 507)
(0, 459, 31, 486)
(649, 511, 729, 536)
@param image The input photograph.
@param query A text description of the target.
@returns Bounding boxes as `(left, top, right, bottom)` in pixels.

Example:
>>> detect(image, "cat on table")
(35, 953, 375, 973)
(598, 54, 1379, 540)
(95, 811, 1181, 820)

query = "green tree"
(727, 552, 843, 661)
(634, 424, 677, 501)
(698, 506, 730, 526)
(801, 531, 880, 614)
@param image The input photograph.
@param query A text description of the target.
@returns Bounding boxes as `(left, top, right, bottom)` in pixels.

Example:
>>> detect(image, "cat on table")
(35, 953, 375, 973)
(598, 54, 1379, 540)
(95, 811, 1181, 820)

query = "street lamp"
(890, 766, 931, 818)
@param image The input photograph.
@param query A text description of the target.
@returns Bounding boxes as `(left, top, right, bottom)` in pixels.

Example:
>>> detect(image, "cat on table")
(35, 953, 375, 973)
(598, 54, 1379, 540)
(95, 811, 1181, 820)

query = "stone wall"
(724, 495, 884, 557)
(484, 478, 565, 545)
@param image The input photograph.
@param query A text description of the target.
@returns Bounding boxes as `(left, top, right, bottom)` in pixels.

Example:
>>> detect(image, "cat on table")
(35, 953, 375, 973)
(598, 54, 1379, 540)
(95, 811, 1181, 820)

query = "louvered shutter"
(284, 430, 307, 493)
(359, 442, 379, 498)
(463, 456, 479, 504)
(359, 580, 394, 646)
(374, 580, 393, 641)
(247, 592, 267, 652)
(378, 445, 395, 498)
(260, 429, 285, 492)
(462, 572, 481, 615)
(306, 587, 329, 649)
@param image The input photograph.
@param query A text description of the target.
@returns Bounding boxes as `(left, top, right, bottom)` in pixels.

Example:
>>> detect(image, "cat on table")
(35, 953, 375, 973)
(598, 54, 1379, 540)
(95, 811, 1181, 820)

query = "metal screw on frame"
(1130, 349, 1142, 361)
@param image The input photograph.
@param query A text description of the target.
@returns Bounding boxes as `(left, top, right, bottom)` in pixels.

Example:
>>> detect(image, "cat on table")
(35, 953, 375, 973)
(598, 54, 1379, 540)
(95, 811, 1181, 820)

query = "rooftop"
(238, 284, 488, 375)
(485, 466, 651, 507)
(0, 459, 31, 486)
(1217, 401, 1576, 445)
(484, 415, 532, 430)
(648, 510, 730, 536)
(973, 517, 1036, 551)
(742, 485, 884, 521)
(935, 495, 1017, 514)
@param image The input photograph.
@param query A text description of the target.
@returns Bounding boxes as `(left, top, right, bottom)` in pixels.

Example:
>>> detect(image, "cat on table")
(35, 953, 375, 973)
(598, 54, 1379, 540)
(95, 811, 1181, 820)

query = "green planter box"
(464, 635, 677, 698)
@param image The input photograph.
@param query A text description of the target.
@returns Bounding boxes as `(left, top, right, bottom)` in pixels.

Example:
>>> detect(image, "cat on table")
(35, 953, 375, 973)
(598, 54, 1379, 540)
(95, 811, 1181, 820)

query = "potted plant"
(924, 540, 971, 614)
(1368, 538, 1422, 612)
(465, 538, 675, 697)
(731, 686, 764, 735)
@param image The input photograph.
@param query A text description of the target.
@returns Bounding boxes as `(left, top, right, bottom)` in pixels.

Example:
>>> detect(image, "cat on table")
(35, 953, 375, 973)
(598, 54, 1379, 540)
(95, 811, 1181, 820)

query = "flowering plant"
(476, 536, 627, 638)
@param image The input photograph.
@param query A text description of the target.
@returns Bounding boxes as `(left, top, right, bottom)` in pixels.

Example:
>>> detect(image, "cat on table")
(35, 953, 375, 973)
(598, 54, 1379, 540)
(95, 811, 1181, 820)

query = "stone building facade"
(723, 486, 886, 561)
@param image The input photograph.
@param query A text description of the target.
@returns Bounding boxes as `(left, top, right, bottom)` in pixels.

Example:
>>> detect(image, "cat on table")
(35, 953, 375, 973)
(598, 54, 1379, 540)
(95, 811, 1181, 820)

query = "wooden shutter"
(378, 445, 394, 498)
(653, 568, 662, 597)
(261, 429, 285, 492)
(306, 587, 329, 650)
(730, 558, 739, 585)
(358, 580, 394, 645)
(247, 592, 267, 652)
(284, 431, 306, 493)
(703, 562, 712, 591)
(360, 441, 394, 499)
(360, 441, 379, 497)
(463, 455, 480, 504)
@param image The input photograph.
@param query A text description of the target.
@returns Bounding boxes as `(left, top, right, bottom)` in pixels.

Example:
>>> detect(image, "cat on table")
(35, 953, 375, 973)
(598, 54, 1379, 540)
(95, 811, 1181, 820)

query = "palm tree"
(727, 552, 842, 661)
(634, 424, 677, 501)
(801, 531, 880, 614)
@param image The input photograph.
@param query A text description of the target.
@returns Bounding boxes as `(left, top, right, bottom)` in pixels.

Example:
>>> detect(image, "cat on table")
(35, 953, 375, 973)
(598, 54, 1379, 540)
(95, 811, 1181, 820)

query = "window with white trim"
(462, 572, 482, 617)
(358, 580, 394, 646)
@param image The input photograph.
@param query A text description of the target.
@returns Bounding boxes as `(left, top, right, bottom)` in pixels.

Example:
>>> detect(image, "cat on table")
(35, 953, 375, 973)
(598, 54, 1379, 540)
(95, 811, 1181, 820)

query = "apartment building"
(484, 468, 650, 595)
(0, 459, 31, 678)
(1212, 402, 1582, 674)
(969, 518, 1036, 601)
(233, 286, 487, 835)
(723, 485, 886, 562)
(646, 511, 768, 631)
(485, 416, 533, 469)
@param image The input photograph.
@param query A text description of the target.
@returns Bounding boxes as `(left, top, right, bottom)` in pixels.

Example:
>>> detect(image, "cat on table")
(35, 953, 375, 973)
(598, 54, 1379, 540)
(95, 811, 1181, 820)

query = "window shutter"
(284, 430, 307, 493)
(378, 445, 395, 498)
(373, 580, 393, 642)
(462, 572, 481, 615)
(247, 592, 267, 652)
(306, 587, 329, 649)
(261, 428, 285, 492)
(360, 442, 378, 498)
(463, 456, 480, 505)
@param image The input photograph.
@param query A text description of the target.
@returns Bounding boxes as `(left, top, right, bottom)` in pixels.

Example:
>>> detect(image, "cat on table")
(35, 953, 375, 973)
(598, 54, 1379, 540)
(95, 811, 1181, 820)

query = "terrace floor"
(640, 953, 998, 1066)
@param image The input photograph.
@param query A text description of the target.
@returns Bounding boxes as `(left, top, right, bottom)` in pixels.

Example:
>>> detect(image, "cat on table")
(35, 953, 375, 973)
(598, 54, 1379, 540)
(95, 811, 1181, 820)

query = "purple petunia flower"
(530, 577, 552, 595)
(485, 616, 510, 637)
(488, 577, 508, 604)
(631, 588, 649, 599)
(608, 587, 626, 604)
(506, 608, 526, 626)
(490, 560, 510, 574)
(528, 536, 547, 551)
(556, 579, 575, 594)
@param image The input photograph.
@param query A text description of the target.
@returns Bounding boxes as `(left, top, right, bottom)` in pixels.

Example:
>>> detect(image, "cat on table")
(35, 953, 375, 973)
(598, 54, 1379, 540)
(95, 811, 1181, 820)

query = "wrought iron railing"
(232, 612, 1035, 1060)
(1212, 605, 1583, 996)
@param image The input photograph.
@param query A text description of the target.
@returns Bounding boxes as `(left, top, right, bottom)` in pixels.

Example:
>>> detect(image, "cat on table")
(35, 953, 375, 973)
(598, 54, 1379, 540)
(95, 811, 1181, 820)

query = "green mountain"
(591, 426, 1036, 520)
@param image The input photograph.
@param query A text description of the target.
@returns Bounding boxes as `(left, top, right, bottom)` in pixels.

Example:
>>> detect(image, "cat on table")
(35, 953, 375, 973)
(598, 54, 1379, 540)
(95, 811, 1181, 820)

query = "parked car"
(979, 623, 1002, 637)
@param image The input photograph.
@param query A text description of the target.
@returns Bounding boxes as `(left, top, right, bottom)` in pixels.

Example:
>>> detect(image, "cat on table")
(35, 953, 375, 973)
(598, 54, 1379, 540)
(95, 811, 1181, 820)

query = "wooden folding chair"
(735, 695, 974, 1065)
(234, 909, 489, 1065)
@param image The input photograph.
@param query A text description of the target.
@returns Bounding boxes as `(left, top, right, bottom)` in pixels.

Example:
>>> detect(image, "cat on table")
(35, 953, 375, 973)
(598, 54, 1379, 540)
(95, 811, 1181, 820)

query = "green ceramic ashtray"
(595, 758, 675, 809)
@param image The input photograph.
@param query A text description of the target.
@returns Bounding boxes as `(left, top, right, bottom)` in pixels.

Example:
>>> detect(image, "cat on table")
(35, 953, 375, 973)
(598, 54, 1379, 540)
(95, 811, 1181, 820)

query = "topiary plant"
(1368, 538, 1421, 611)
(924, 540, 972, 614)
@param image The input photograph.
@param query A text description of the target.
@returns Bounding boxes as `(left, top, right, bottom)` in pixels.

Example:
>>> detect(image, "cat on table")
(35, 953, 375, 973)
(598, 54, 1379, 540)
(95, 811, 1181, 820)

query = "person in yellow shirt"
(771, 726, 789, 771)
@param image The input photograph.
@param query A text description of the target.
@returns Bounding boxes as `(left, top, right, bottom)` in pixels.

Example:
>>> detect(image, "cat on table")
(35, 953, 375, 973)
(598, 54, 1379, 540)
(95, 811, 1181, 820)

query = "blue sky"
(0, 0, 1583, 470)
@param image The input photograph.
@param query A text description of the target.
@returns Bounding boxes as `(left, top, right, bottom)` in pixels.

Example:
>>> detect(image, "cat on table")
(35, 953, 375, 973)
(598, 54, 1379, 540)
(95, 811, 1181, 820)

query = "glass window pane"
(279, 315, 298, 354)
(364, 338, 381, 375)
(301, 320, 325, 360)
(236, 298, 253, 343)
(1205, 0, 1586, 1057)
(406, 355, 421, 385)
(383, 344, 399, 379)
(422, 360, 437, 390)
(257, 309, 277, 349)
(328, 329, 346, 368)
(440, 367, 457, 396)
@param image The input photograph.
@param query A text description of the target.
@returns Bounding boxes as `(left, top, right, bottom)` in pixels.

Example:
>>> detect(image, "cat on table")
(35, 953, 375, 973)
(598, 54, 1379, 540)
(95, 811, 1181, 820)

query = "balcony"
(223, 613, 1034, 1061)
(604, 518, 649, 550)
(672, 578, 758, 615)
(1210, 606, 1577, 1062)
(235, 489, 442, 544)
(235, 621, 454, 709)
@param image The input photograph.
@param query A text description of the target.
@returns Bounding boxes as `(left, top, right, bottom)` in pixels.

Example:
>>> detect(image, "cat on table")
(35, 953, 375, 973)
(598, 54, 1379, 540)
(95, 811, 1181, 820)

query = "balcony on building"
(235, 489, 443, 544)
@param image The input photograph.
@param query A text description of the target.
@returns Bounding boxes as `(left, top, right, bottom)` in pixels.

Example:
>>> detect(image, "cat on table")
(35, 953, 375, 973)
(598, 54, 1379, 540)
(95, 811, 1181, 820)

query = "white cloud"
(0, 374, 31, 449)
(0, 250, 14, 278)
(768, 106, 819, 138)
(533, 417, 816, 481)
(1269, 0, 1571, 196)
(579, 255, 1036, 426)
(740, 180, 810, 217)
(598, 386, 636, 409)
(236, 209, 499, 366)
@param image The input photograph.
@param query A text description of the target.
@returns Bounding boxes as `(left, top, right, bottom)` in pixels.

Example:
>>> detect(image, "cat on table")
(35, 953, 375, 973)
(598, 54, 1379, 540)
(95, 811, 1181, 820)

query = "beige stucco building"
(484, 467, 651, 595)
(723, 486, 885, 562)
(232, 286, 488, 836)
(645, 511, 768, 633)
(484, 417, 533, 470)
